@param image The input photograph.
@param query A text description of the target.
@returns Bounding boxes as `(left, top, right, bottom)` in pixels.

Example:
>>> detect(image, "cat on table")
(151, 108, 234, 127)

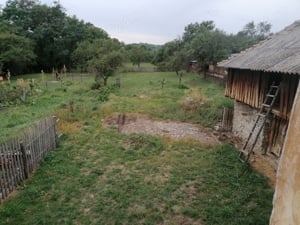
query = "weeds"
(0, 72, 273, 225)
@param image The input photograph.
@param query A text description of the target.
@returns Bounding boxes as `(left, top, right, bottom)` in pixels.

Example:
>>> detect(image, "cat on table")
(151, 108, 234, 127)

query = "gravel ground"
(104, 114, 219, 144)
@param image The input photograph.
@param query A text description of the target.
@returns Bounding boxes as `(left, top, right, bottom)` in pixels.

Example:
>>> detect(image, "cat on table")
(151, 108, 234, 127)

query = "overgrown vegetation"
(152, 20, 272, 72)
(0, 72, 273, 225)
(0, 1, 271, 77)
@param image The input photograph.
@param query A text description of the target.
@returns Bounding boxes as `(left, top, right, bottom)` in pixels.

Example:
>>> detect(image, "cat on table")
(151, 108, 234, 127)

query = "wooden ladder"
(239, 82, 280, 162)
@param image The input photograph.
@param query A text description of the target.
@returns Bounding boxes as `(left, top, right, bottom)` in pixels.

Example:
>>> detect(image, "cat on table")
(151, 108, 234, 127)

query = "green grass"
(119, 62, 157, 72)
(0, 72, 273, 225)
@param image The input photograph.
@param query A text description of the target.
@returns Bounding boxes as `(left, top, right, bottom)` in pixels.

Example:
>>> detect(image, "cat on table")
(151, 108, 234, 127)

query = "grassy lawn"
(0, 72, 273, 225)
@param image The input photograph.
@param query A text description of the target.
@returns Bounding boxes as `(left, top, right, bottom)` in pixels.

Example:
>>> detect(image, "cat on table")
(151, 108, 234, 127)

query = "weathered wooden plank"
(4, 142, 14, 192)
(12, 139, 22, 184)
(0, 116, 59, 203)
(16, 138, 25, 181)
(0, 143, 8, 200)
(20, 142, 29, 179)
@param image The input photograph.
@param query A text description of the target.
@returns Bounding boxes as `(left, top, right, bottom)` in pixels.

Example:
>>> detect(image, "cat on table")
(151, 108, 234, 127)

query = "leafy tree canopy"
(0, 32, 36, 74)
(0, 0, 109, 74)
(153, 20, 272, 73)
(72, 38, 124, 85)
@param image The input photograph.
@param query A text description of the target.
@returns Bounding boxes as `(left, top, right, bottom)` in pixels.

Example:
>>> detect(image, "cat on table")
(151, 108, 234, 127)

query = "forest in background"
(0, 0, 272, 75)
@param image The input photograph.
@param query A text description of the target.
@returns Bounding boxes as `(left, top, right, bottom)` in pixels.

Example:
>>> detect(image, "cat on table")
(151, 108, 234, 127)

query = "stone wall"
(232, 101, 265, 154)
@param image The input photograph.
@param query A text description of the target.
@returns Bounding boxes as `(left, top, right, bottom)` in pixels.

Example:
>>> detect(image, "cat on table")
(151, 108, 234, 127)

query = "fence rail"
(0, 116, 58, 203)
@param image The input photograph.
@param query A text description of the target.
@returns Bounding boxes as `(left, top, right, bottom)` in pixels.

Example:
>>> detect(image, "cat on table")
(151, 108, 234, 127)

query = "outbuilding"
(219, 20, 300, 225)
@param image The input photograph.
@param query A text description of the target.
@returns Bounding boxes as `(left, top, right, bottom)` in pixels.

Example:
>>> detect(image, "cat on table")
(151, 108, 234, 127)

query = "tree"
(73, 38, 124, 86)
(0, 33, 36, 74)
(89, 51, 123, 86)
(1, 1, 110, 72)
(152, 39, 182, 71)
(182, 21, 215, 43)
(256, 21, 272, 39)
(128, 45, 148, 68)
(153, 20, 272, 74)
(184, 23, 230, 70)
(168, 50, 187, 75)
(230, 21, 272, 53)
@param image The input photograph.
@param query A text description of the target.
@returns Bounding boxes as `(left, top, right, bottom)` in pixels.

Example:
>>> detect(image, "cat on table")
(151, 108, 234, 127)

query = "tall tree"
(72, 38, 124, 85)
(89, 51, 123, 86)
(1, 0, 109, 72)
(182, 21, 215, 43)
(152, 39, 182, 71)
(128, 45, 148, 68)
(153, 20, 272, 73)
(0, 32, 36, 74)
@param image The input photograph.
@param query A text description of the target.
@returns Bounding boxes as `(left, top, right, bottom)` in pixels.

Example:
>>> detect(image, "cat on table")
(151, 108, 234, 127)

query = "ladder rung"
(240, 149, 248, 155)
(267, 94, 275, 98)
(271, 85, 279, 88)
(262, 103, 271, 107)
(239, 151, 250, 163)
(258, 113, 266, 117)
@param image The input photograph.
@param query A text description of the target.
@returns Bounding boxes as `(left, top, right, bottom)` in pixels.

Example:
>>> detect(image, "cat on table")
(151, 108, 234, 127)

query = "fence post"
(53, 116, 59, 147)
(20, 142, 29, 179)
(22, 88, 27, 103)
(115, 77, 121, 88)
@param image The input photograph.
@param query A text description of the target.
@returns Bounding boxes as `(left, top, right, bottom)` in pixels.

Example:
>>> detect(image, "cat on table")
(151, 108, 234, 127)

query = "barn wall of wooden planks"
(0, 117, 58, 203)
(225, 68, 299, 159)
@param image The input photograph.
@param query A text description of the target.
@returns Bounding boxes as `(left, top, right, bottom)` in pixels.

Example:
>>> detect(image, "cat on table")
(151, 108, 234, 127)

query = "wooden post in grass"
(116, 77, 121, 88)
(22, 87, 27, 103)
(161, 78, 166, 89)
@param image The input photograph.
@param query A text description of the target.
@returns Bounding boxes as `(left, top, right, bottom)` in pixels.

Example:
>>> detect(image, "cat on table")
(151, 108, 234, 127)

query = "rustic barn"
(219, 20, 300, 225)
(218, 20, 300, 166)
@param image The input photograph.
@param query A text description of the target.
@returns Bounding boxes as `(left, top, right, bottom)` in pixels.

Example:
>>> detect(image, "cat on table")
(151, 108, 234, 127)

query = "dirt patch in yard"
(103, 113, 276, 187)
(103, 113, 219, 144)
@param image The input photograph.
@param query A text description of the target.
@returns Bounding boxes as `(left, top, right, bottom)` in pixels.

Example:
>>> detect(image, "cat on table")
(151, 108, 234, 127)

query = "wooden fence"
(205, 72, 226, 85)
(0, 116, 58, 203)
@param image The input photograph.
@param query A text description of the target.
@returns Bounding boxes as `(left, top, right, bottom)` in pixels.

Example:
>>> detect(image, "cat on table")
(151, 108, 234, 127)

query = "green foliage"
(73, 39, 123, 71)
(97, 85, 115, 102)
(152, 39, 183, 71)
(0, 82, 21, 106)
(127, 44, 154, 68)
(1, 0, 109, 72)
(0, 72, 272, 225)
(0, 33, 36, 74)
(89, 50, 123, 86)
(202, 144, 273, 225)
(153, 20, 272, 72)
(119, 62, 157, 73)
(72, 38, 123, 85)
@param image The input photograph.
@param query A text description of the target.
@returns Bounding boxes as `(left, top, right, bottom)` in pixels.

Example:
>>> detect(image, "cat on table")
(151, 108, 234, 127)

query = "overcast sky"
(1, 0, 300, 44)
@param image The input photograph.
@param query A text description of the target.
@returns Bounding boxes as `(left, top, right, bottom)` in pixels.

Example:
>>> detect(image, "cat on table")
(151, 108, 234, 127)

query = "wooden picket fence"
(0, 116, 58, 203)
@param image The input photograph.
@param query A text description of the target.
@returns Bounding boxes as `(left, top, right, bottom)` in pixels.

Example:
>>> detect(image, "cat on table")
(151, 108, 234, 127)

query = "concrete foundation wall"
(232, 101, 265, 153)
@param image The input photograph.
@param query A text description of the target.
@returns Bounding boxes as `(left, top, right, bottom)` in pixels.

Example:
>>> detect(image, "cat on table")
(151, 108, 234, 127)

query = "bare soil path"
(104, 113, 277, 187)
(104, 113, 219, 144)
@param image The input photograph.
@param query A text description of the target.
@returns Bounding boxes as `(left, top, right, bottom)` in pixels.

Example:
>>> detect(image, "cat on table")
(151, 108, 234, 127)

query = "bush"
(0, 82, 21, 106)
(91, 81, 103, 90)
(97, 85, 115, 102)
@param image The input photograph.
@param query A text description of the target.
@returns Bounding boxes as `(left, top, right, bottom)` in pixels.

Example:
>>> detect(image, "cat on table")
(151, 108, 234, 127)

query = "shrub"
(98, 85, 115, 102)
(0, 82, 21, 106)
